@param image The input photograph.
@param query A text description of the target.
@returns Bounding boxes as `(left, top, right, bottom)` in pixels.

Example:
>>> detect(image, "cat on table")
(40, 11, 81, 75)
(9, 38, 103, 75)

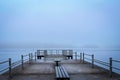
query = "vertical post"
(31, 53, 33, 61)
(9, 58, 12, 78)
(58, 50, 59, 54)
(75, 52, 77, 60)
(29, 53, 31, 63)
(80, 53, 82, 62)
(56, 50, 57, 54)
(21, 55, 24, 70)
(109, 57, 112, 77)
(83, 52, 84, 63)
(35, 52, 37, 61)
(92, 54, 94, 68)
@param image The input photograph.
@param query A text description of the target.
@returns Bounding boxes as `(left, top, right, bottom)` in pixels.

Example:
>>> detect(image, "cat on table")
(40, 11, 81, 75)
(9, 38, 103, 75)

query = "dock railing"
(110, 59, 120, 77)
(21, 53, 33, 70)
(82, 53, 94, 68)
(82, 53, 120, 77)
(0, 59, 11, 78)
(0, 58, 23, 78)
(0, 53, 33, 78)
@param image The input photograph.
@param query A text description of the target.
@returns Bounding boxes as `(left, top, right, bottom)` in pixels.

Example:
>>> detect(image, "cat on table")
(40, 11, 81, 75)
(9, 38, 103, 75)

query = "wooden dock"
(0, 59, 120, 80)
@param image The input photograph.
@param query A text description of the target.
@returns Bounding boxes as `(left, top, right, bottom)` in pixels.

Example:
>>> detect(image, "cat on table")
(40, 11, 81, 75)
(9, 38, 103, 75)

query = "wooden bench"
(55, 66, 70, 80)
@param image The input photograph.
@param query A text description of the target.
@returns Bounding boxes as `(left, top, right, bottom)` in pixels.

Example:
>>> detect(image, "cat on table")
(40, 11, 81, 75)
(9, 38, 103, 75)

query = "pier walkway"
(0, 60, 120, 80)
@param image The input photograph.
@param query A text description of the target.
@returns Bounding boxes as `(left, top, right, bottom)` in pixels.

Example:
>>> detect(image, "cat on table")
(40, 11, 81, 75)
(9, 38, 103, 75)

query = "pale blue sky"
(0, 0, 120, 48)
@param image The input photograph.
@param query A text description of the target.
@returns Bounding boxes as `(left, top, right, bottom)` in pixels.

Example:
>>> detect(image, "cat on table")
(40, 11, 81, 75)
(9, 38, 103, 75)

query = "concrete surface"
(0, 60, 120, 80)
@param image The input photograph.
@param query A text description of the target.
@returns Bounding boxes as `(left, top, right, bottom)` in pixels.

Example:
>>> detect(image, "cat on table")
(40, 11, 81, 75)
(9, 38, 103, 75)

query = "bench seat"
(55, 66, 70, 80)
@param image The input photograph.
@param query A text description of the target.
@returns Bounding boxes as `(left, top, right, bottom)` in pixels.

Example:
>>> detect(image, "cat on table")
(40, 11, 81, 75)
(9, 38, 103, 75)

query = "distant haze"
(0, 0, 120, 48)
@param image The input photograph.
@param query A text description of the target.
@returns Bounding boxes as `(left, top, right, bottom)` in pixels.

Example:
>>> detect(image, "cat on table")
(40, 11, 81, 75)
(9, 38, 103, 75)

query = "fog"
(0, 0, 120, 48)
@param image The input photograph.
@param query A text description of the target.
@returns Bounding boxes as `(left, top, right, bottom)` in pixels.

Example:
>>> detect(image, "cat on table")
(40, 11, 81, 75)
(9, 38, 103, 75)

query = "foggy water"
(0, 48, 120, 74)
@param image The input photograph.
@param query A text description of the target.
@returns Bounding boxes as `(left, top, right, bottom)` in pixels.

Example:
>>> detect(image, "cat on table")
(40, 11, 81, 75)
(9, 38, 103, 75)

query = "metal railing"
(82, 53, 120, 77)
(82, 53, 94, 68)
(0, 53, 34, 78)
(110, 59, 120, 77)
(21, 53, 33, 70)
(0, 59, 11, 78)
(0, 58, 22, 78)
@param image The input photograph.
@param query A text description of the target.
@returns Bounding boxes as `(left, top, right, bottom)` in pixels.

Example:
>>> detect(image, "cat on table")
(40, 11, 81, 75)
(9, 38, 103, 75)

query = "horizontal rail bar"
(11, 63, 21, 68)
(23, 54, 29, 57)
(94, 59, 109, 67)
(84, 57, 92, 61)
(11, 60, 21, 67)
(84, 53, 92, 56)
(112, 59, 120, 63)
(0, 67, 9, 73)
(95, 61, 109, 67)
(94, 59, 109, 65)
(24, 59, 29, 62)
(112, 66, 120, 71)
(0, 60, 9, 64)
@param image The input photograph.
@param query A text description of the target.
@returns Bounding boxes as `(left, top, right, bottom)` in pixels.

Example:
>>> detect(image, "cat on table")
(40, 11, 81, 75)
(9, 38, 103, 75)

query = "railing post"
(35, 52, 37, 61)
(29, 53, 31, 63)
(92, 54, 94, 68)
(83, 52, 84, 63)
(109, 57, 112, 77)
(31, 53, 33, 62)
(80, 53, 82, 62)
(75, 52, 77, 60)
(21, 55, 24, 70)
(9, 58, 12, 78)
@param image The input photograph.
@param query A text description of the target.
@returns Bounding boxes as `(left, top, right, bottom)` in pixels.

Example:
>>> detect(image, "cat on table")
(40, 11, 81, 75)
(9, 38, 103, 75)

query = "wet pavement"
(0, 60, 120, 80)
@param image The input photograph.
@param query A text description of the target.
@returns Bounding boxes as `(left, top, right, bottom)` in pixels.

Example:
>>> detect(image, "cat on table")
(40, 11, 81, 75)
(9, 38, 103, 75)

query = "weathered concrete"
(0, 60, 120, 80)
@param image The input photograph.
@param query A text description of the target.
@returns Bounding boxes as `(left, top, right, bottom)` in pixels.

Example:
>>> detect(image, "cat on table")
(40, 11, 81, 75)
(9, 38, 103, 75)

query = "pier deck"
(0, 60, 120, 80)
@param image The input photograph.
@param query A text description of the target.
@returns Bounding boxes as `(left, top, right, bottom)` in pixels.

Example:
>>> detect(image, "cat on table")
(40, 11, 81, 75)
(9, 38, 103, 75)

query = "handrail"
(84, 57, 92, 61)
(111, 59, 120, 75)
(82, 52, 120, 77)
(0, 53, 33, 78)
(112, 66, 120, 71)
(0, 58, 12, 78)
(23, 59, 29, 62)
(23, 54, 29, 57)
(0, 60, 9, 64)
(84, 53, 92, 56)
(0, 59, 9, 73)
(82, 53, 94, 68)
(94, 59, 109, 67)
(0, 67, 9, 73)
(112, 59, 120, 63)
(94, 59, 109, 65)
(21, 53, 33, 70)
(11, 60, 21, 67)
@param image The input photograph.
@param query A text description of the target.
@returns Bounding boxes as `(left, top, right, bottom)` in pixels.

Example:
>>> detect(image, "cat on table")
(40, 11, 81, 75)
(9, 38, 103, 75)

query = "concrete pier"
(0, 60, 120, 80)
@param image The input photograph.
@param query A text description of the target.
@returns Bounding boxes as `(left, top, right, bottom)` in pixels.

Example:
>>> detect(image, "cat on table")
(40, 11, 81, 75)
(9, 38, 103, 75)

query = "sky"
(0, 0, 120, 48)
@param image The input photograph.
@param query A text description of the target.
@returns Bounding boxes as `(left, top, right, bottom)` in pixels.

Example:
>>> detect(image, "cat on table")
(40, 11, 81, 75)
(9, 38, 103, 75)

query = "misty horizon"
(0, 0, 120, 48)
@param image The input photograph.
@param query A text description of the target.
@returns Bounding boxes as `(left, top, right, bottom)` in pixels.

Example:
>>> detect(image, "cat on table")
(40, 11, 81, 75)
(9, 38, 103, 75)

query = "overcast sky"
(0, 0, 120, 48)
